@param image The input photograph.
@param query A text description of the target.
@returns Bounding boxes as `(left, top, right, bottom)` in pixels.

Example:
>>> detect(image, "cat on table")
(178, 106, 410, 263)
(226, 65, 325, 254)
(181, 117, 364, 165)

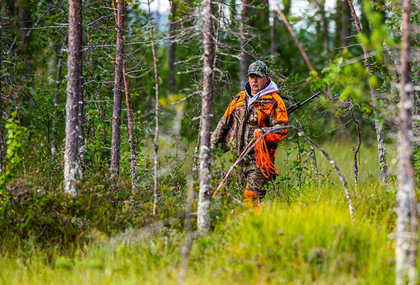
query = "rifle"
(286, 91, 321, 115)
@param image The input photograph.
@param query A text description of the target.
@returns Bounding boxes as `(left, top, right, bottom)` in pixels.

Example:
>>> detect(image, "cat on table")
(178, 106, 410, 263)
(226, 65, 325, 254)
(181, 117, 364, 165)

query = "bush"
(0, 177, 142, 248)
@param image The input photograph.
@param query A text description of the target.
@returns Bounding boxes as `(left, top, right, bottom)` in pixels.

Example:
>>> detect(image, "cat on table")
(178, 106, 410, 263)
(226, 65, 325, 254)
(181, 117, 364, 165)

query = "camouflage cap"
(247, 61, 268, 77)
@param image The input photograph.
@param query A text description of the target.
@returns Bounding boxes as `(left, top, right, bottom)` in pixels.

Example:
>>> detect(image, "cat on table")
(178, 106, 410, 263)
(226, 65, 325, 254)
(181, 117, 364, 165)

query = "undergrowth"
(0, 183, 408, 284)
(0, 141, 412, 284)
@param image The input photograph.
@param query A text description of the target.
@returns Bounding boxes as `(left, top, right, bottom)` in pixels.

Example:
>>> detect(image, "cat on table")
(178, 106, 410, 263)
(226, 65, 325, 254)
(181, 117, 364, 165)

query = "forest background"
(0, 0, 418, 283)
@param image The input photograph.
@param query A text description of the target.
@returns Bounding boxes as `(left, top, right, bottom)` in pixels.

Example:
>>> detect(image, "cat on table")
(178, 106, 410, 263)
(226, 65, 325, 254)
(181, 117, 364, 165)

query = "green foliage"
(1, 112, 28, 185)
(0, 160, 190, 248)
(1, 178, 131, 247)
(311, 50, 371, 104)
(361, 1, 394, 59)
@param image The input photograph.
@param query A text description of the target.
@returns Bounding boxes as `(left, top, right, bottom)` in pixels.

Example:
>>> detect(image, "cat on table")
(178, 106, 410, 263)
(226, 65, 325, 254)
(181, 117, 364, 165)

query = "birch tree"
(78, 48, 86, 174)
(168, 1, 177, 93)
(110, 0, 125, 177)
(197, 0, 215, 234)
(64, 0, 83, 196)
(345, 0, 388, 184)
(52, 37, 67, 158)
(396, 0, 417, 283)
(146, 0, 160, 215)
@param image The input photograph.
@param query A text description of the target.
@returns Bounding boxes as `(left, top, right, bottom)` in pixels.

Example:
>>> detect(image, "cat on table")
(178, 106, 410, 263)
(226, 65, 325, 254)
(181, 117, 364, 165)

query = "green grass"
(0, 140, 406, 284)
(0, 183, 405, 285)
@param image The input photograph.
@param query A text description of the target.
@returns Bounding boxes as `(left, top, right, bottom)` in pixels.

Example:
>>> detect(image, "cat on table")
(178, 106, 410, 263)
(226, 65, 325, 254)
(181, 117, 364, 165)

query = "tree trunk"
(147, 0, 160, 216)
(340, 1, 351, 48)
(111, 0, 136, 190)
(396, 1, 417, 284)
(123, 49, 137, 191)
(16, 0, 31, 53)
(271, 16, 276, 60)
(357, 0, 371, 38)
(319, 0, 329, 55)
(197, 0, 214, 234)
(0, 27, 3, 173)
(239, 0, 247, 88)
(78, 45, 85, 175)
(52, 36, 68, 158)
(110, 0, 125, 177)
(64, 0, 83, 196)
(334, 0, 342, 52)
(168, 1, 177, 93)
(345, 0, 388, 184)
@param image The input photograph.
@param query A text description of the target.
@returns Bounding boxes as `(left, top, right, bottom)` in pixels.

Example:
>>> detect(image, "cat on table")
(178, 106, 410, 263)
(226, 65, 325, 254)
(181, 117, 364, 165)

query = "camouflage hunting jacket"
(210, 79, 288, 159)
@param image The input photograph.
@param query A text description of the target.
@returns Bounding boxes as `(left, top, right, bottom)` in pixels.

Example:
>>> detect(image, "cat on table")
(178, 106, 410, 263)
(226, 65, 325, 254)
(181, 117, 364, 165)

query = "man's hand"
(254, 129, 264, 137)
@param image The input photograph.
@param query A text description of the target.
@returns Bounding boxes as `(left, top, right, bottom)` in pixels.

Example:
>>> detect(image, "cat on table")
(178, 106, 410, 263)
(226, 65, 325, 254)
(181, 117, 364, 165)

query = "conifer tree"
(64, 0, 83, 196)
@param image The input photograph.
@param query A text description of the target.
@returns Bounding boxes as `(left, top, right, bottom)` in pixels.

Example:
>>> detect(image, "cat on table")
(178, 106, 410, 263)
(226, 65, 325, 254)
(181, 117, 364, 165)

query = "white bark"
(396, 0, 417, 284)
(197, 0, 215, 234)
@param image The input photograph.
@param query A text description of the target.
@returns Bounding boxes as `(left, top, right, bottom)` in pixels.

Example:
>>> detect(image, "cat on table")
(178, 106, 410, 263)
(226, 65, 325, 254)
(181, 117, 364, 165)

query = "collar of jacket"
(244, 78, 279, 108)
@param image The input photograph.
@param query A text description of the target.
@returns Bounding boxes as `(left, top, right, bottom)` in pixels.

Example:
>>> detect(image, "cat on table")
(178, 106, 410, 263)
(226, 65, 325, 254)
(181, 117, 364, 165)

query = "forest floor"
(0, 141, 412, 284)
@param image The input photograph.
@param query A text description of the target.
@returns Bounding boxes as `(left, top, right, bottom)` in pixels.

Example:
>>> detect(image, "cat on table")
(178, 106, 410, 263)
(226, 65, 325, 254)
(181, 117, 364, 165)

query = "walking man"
(211, 61, 289, 208)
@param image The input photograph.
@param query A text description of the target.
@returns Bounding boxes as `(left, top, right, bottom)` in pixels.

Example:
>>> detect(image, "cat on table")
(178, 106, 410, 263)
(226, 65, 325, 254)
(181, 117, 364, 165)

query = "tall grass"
(1, 139, 406, 284)
(0, 181, 407, 285)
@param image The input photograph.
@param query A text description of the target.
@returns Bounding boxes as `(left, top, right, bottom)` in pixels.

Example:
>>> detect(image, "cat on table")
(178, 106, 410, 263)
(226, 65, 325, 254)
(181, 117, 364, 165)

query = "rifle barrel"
(299, 91, 321, 107)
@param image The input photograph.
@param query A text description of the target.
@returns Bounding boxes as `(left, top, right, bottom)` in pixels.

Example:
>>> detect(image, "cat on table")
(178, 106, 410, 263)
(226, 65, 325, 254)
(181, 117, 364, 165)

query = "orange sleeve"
(272, 93, 288, 124)
(263, 93, 288, 143)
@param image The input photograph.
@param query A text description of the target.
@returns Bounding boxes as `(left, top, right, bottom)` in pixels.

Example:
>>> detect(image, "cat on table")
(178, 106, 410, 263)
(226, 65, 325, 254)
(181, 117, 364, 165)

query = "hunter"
(211, 61, 289, 208)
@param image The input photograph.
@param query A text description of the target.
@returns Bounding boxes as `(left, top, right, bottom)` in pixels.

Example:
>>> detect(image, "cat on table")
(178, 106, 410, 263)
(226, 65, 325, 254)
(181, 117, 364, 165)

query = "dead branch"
(274, 9, 315, 73)
(351, 110, 361, 195)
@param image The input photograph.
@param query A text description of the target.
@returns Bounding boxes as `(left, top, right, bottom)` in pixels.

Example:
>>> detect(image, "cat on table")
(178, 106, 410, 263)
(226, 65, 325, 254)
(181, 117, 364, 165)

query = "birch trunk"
(110, 0, 125, 177)
(197, 0, 214, 234)
(64, 0, 82, 196)
(345, 0, 388, 184)
(239, 0, 247, 88)
(52, 37, 67, 158)
(147, 0, 160, 216)
(396, 1, 417, 284)
(168, 1, 177, 93)
(78, 45, 85, 175)
(193, 0, 222, 176)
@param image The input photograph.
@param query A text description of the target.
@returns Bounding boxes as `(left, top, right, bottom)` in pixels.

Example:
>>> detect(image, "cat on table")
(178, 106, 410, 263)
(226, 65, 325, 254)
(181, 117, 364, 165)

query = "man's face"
(248, 74, 269, 95)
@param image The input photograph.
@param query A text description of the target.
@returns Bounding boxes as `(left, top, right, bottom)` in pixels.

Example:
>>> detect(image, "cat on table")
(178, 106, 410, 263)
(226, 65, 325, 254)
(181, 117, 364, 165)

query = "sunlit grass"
(0, 182, 405, 285)
(2, 139, 404, 285)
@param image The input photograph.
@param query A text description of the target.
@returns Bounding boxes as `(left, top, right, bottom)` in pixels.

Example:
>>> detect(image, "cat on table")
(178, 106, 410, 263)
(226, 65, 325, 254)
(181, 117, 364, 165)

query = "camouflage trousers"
(239, 156, 276, 199)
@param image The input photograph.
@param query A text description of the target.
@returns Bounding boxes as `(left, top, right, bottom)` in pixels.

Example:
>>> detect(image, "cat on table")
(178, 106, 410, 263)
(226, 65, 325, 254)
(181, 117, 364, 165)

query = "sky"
(138, 0, 341, 32)
(144, 0, 338, 20)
